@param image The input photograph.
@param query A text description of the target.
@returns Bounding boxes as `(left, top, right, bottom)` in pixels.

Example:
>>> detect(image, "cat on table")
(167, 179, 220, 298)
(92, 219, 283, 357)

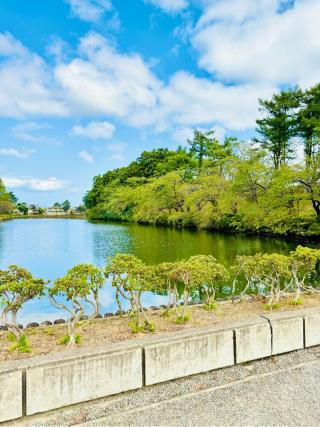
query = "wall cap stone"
(260, 307, 320, 322)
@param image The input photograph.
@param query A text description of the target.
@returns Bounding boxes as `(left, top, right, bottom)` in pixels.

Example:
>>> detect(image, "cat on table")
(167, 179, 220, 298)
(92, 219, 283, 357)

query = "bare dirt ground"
(1, 294, 320, 363)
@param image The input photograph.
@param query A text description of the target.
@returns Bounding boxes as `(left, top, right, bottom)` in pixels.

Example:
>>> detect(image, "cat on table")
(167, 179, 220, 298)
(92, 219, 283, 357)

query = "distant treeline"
(84, 83, 320, 239)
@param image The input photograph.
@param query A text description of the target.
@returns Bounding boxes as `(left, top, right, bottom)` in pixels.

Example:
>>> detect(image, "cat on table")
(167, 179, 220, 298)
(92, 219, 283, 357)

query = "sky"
(0, 0, 319, 206)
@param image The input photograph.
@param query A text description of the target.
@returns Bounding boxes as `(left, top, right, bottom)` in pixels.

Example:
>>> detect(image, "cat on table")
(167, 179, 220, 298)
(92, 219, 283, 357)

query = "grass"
(58, 333, 81, 345)
(264, 303, 281, 311)
(160, 308, 172, 318)
(203, 302, 217, 311)
(289, 298, 303, 306)
(7, 332, 17, 342)
(129, 321, 156, 334)
(175, 315, 190, 324)
(43, 327, 55, 336)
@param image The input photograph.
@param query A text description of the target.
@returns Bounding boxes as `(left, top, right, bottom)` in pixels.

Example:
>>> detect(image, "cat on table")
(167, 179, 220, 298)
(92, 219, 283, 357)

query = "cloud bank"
(1, 0, 320, 140)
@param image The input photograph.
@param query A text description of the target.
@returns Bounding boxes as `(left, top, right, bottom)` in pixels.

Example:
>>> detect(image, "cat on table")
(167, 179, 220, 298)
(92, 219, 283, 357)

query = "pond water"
(0, 218, 300, 324)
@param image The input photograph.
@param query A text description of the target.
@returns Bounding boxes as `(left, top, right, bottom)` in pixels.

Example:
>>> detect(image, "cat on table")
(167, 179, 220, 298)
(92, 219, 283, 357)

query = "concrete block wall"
(304, 309, 320, 347)
(234, 318, 272, 363)
(0, 307, 320, 423)
(144, 327, 234, 385)
(262, 312, 304, 355)
(26, 346, 142, 415)
(0, 369, 23, 423)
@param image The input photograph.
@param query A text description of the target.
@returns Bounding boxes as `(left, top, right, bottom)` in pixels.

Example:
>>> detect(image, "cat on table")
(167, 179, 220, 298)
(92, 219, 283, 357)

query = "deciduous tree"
(0, 265, 45, 350)
(49, 264, 104, 347)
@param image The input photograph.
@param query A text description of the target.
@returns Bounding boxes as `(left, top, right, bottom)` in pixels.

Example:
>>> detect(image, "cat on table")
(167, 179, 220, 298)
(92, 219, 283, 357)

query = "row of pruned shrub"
(0, 246, 319, 352)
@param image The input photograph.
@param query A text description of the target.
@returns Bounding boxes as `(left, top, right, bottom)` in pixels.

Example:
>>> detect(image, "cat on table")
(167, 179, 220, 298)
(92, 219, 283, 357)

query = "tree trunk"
(182, 289, 189, 317)
(312, 199, 320, 218)
(1, 309, 21, 340)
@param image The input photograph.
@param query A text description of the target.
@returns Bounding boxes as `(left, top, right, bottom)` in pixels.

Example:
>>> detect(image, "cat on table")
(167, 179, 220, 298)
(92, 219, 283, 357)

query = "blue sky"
(0, 0, 319, 206)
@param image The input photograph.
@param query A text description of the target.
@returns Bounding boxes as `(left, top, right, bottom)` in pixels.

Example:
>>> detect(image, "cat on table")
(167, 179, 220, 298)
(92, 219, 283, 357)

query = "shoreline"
(1, 213, 319, 244)
(0, 214, 86, 222)
(89, 216, 320, 244)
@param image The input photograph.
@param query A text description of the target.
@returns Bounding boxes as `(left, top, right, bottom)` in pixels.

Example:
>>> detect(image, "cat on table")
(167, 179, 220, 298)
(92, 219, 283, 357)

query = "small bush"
(264, 303, 281, 311)
(145, 322, 155, 332)
(161, 309, 171, 318)
(58, 335, 69, 345)
(58, 333, 81, 345)
(7, 332, 17, 342)
(129, 321, 145, 334)
(289, 298, 303, 306)
(175, 315, 190, 324)
(43, 327, 55, 336)
(129, 321, 156, 334)
(9, 335, 32, 353)
(203, 302, 217, 311)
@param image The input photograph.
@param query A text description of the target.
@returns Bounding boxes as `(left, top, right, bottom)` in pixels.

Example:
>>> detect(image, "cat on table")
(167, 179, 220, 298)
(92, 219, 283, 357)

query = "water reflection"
(0, 218, 299, 324)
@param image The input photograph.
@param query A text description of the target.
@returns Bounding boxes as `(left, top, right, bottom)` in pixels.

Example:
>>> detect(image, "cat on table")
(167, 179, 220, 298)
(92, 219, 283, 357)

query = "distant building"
(45, 207, 66, 216)
(66, 208, 84, 215)
(27, 208, 40, 215)
(11, 208, 22, 215)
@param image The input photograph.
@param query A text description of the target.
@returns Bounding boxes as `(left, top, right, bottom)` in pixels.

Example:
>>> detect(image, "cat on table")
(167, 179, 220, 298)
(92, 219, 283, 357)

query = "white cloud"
(3, 176, 67, 191)
(46, 37, 70, 62)
(78, 150, 94, 163)
(109, 152, 125, 162)
(106, 141, 126, 152)
(0, 148, 36, 158)
(131, 71, 275, 131)
(55, 32, 161, 118)
(192, 0, 320, 87)
(144, 0, 188, 13)
(2, 3, 320, 143)
(106, 141, 126, 162)
(12, 122, 53, 142)
(66, 0, 112, 23)
(72, 120, 115, 140)
(214, 126, 228, 142)
(0, 33, 67, 118)
(0, 31, 274, 134)
(171, 125, 227, 145)
(171, 127, 193, 145)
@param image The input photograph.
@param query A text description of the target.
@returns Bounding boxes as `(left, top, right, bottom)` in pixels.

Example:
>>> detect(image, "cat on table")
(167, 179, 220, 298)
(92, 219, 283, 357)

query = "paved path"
(9, 346, 320, 427)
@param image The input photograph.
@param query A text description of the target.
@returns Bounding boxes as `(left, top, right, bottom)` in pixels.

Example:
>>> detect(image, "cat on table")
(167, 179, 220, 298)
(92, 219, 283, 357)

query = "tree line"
(0, 182, 86, 216)
(84, 83, 320, 238)
(0, 179, 16, 214)
(1, 246, 319, 351)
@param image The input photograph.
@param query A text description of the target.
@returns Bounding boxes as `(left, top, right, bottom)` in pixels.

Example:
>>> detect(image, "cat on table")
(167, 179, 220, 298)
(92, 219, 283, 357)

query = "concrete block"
(235, 319, 271, 363)
(0, 369, 23, 422)
(26, 346, 142, 415)
(303, 309, 320, 348)
(144, 328, 234, 386)
(262, 312, 304, 355)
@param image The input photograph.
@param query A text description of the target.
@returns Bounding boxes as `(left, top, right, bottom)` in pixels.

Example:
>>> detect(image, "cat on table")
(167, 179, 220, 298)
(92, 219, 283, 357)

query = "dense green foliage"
(85, 84, 320, 238)
(0, 179, 13, 214)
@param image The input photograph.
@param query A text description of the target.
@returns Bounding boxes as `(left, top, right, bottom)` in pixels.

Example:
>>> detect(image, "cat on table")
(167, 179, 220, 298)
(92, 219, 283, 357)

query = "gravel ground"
(7, 346, 320, 427)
